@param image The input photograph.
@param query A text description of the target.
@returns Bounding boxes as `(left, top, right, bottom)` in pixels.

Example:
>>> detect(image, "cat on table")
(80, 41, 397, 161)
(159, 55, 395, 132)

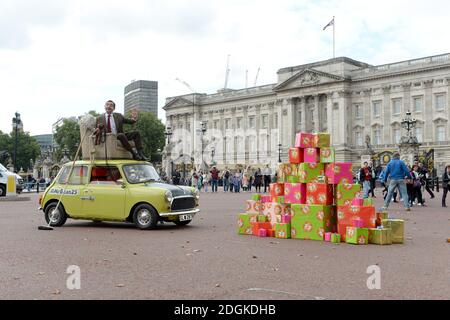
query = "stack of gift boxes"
(237, 132, 405, 245)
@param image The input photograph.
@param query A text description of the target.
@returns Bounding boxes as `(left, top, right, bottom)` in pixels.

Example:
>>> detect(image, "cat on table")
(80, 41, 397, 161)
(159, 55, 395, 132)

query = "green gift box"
(298, 163, 325, 184)
(276, 196, 285, 204)
(320, 147, 335, 163)
(369, 228, 392, 245)
(252, 194, 262, 201)
(237, 213, 258, 235)
(363, 198, 374, 206)
(290, 204, 336, 241)
(345, 227, 369, 245)
(275, 223, 291, 239)
(336, 183, 362, 206)
(314, 133, 331, 148)
(381, 219, 404, 244)
(331, 233, 341, 243)
(257, 215, 267, 222)
(287, 175, 300, 183)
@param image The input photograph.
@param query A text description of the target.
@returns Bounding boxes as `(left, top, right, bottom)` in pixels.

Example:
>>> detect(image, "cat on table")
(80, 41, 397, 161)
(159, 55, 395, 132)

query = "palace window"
(225, 119, 231, 130)
(236, 117, 242, 129)
(393, 128, 401, 144)
(413, 97, 423, 113)
(373, 101, 381, 118)
(261, 114, 268, 129)
(435, 94, 446, 111)
(415, 127, 423, 143)
(354, 104, 362, 119)
(373, 129, 382, 145)
(392, 99, 402, 115)
(436, 126, 445, 142)
(248, 116, 255, 129)
(355, 131, 363, 147)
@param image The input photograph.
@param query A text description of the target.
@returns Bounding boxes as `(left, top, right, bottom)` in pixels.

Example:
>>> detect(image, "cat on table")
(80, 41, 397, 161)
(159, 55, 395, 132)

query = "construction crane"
(254, 67, 260, 87)
(224, 54, 231, 89)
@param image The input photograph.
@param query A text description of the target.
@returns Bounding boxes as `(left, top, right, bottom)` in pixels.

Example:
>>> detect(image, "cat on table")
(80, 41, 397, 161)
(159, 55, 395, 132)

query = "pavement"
(0, 190, 449, 300)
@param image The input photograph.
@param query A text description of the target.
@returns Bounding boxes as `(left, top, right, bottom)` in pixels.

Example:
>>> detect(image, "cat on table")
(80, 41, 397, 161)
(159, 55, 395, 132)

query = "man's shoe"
(405, 208, 411, 212)
(138, 150, 150, 161)
(132, 150, 143, 161)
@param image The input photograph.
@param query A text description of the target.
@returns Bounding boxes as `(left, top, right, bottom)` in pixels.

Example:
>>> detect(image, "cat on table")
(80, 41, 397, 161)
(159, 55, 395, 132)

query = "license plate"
(179, 214, 193, 221)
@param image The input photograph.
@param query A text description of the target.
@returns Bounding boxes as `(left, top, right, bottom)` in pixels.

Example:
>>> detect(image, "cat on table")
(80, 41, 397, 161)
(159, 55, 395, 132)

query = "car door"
(48, 165, 88, 218)
(81, 166, 126, 220)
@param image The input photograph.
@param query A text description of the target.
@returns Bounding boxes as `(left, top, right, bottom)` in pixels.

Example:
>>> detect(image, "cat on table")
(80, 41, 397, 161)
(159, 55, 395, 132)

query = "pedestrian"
(254, 168, 262, 193)
(223, 168, 230, 192)
(210, 166, 220, 193)
(242, 172, 248, 191)
(381, 153, 411, 212)
(441, 165, 450, 207)
(369, 162, 377, 198)
(263, 164, 272, 193)
(248, 174, 253, 192)
(379, 169, 388, 200)
(234, 170, 242, 193)
(197, 171, 204, 192)
(192, 170, 199, 189)
(411, 165, 424, 206)
(418, 162, 435, 200)
(172, 169, 181, 185)
(359, 162, 372, 199)
(204, 172, 210, 192)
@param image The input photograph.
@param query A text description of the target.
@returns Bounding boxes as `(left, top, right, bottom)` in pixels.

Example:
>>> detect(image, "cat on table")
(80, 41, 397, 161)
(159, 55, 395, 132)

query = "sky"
(1, 0, 449, 136)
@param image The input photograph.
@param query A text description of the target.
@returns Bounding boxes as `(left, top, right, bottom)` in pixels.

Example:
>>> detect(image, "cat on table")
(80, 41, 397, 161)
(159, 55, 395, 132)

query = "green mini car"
(39, 160, 200, 229)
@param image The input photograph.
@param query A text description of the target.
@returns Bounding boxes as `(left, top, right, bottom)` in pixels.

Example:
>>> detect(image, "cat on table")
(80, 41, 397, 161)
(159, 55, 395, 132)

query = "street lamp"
(278, 143, 282, 163)
(164, 126, 173, 175)
(12, 112, 21, 172)
(201, 121, 207, 169)
(401, 110, 418, 141)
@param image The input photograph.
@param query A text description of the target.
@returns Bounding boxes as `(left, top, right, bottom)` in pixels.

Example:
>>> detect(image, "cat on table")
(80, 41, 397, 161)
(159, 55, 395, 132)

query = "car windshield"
(123, 164, 161, 184)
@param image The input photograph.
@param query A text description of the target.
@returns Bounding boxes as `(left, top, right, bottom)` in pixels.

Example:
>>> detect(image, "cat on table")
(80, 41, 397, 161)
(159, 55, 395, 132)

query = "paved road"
(0, 190, 449, 300)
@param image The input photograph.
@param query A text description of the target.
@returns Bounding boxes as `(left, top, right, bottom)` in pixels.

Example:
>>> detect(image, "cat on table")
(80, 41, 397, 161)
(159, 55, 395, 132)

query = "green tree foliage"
(124, 111, 165, 162)
(0, 130, 40, 171)
(53, 118, 80, 160)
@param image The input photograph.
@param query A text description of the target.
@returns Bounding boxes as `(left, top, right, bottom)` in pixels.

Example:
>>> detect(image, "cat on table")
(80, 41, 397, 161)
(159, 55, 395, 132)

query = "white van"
(0, 163, 24, 196)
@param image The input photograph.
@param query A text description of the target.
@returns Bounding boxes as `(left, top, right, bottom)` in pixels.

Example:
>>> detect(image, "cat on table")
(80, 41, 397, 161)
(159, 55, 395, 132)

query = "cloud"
(0, 0, 449, 137)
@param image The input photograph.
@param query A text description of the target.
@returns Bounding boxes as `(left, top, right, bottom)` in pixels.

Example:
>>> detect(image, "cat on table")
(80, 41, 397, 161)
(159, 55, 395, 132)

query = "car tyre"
(132, 204, 159, 230)
(44, 202, 68, 227)
(174, 220, 192, 226)
(0, 184, 5, 197)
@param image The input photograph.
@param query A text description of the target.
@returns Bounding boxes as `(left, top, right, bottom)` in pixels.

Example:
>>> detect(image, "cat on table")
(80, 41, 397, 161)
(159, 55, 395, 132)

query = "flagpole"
(333, 16, 335, 58)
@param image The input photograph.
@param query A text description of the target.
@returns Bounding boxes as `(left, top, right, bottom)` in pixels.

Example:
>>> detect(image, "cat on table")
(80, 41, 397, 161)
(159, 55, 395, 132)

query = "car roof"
(63, 160, 152, 167)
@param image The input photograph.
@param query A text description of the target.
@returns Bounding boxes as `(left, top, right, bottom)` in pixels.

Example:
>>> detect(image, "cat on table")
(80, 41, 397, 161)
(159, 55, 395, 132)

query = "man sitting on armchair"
(95, 100, 149, 161)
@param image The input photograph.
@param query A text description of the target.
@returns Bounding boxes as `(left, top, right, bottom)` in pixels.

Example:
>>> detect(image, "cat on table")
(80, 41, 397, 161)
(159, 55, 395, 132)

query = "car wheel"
(0, 184, 5, 197)
(174, 220, 192, 226)
(44, 202, 68, 227)
(132, 204, 159, 230)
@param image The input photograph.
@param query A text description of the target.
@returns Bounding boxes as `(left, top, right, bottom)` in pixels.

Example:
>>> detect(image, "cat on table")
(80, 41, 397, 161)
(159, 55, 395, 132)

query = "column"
(268, 102, 274, 159)
(299, 97, 307, 132)
(446, 77, 450, 140)
(424, 80, 433, 142)
(285, 98, 295, 147)
(326, 92, 334, 143)
(219, 109, 225, 165)
(313, 94, 320, 132)
(363, 89, 372, 141)
(255, 104, 261, 164)
(243, 106, 249, 166)
(382, 85, 391, 145)
(402, 82, 412, 114)
(231, 107, 237, 166)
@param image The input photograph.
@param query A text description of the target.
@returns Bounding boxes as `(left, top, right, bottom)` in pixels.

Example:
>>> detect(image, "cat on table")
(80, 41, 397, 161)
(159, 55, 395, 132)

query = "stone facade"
(163, 53, 450, 176)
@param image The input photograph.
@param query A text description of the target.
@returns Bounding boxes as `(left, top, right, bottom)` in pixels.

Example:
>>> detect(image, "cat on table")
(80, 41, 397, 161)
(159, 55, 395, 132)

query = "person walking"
(210, 166, 220, 193)
(418, 162, 435, 200)
(223, 169, 230, 192)
(204, 172, 210, 192)
(234, 170, 242, 193)
(441, 165, 450, 207)
(254, 168, 262, 193)
(411, 165, 425, 206)
(192, 170, 198, 189)
(263, 164, 272, 193)
(359, 162, 373, 199)
(369, 163, 377, 198)
(381, 152, 411, 212)
(242, 172, 249, 191)
(197, 171, 203, 192)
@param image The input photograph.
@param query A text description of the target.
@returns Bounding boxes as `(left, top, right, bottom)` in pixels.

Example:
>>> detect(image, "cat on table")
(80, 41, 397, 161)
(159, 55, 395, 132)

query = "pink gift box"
(325, 163, 353, 184)
(324, 232, 332, 242)
(352, 198, 364, 206)
(303, 148, 320, 163)
(295, 132, 315, 148)
(261, 195, 272, 203)
(258, 229, 267, 237)
(281, 215, 292, 223)
(352, 219, 364, 228)
(284, 183, 307, 204)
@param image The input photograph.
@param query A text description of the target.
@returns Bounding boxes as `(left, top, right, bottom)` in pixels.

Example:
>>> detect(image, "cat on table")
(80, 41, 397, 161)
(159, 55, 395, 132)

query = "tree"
(53, 118, 80, 161)
(0, 130, 40, 171)
(124, 111, 165, 162)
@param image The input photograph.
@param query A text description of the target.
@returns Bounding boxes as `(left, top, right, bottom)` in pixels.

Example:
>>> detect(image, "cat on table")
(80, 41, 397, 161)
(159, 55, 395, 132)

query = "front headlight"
(165, 190, 173, 203)
(192, 188, 199, 200)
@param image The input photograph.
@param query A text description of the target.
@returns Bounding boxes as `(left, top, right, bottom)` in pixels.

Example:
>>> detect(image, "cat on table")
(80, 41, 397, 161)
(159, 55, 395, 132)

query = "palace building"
(163, 53, 450, 177)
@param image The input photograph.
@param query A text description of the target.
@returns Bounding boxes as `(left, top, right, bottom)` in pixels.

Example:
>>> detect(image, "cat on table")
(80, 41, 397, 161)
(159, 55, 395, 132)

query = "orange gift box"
(252, 222, 273, 235)
(269, 183, 285, 198)
(336, 205, 376, 241)
(306, 183, 334, 205)
(288, 148, 304, 164)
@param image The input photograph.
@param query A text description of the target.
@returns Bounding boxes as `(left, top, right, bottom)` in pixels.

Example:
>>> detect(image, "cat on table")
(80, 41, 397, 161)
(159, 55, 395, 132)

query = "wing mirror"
(116, 179, 126, 188)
